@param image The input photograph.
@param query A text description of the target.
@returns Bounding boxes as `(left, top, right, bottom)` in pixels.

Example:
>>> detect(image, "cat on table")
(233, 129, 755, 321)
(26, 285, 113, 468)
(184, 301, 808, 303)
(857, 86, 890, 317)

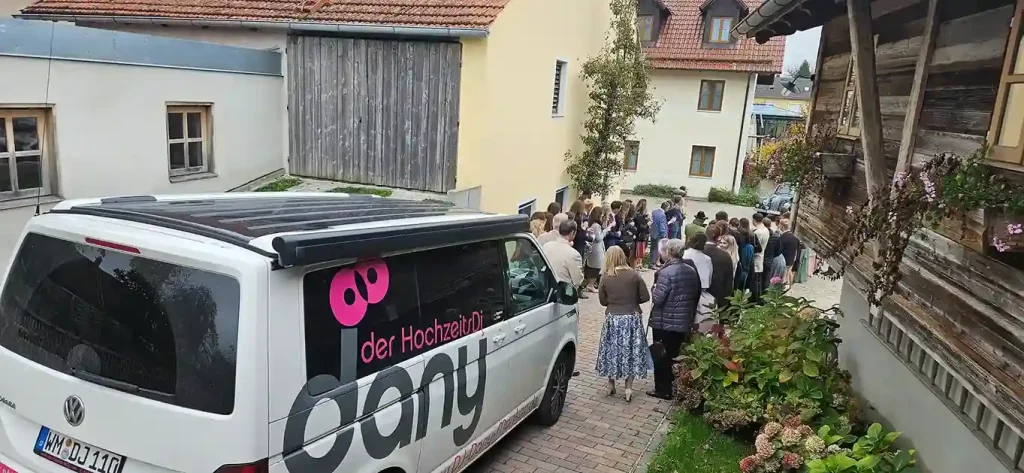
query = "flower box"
(817, 152, 857, 179)
(987, 209, 1024, 253)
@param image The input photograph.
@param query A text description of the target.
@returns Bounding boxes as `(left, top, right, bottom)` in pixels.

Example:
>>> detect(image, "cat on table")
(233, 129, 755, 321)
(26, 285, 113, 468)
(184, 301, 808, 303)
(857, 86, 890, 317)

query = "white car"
(0, 193, 579, 473)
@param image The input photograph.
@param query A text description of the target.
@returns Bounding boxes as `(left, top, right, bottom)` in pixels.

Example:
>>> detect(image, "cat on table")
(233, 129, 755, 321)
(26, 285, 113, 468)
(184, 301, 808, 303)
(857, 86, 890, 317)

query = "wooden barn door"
(287, 36, 461, 193)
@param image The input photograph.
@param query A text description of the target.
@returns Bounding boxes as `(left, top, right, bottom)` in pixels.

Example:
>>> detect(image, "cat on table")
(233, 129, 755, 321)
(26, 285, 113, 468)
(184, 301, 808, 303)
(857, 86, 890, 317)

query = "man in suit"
(704, 224, 736, 311)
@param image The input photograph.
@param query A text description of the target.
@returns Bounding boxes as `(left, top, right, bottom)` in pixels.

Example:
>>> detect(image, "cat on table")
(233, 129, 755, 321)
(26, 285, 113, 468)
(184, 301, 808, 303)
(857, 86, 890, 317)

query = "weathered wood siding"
(799, 0, 1024, 437)
(287, 35, 461, 193)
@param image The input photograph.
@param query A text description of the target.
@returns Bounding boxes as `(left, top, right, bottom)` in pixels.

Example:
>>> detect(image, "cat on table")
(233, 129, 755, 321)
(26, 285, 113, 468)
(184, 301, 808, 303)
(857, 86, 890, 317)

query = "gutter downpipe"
(13, 14, 490, 38)
(732, 72, 753, 193)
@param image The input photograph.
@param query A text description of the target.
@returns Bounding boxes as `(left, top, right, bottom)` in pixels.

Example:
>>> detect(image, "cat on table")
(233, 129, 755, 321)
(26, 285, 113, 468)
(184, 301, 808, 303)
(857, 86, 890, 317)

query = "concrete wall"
(623, 69, 753, 198)
(0, 0, 30, 17)
(455, 0, 613, 213)
(836, 280, 1011, 473)
(0, 21, 283, 266)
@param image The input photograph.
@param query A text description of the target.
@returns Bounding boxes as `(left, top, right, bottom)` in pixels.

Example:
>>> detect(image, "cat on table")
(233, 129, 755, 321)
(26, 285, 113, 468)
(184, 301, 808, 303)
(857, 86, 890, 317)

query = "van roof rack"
(49, 194, 528, 269)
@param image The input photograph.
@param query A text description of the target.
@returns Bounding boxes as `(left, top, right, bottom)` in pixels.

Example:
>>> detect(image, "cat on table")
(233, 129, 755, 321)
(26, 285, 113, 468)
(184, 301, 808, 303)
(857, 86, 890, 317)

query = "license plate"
(33, 427, 126, 473)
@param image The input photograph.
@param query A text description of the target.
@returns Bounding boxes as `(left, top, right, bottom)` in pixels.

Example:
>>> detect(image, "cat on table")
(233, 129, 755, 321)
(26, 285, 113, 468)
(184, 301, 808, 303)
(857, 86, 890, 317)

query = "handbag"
(647, 324, 666, 361)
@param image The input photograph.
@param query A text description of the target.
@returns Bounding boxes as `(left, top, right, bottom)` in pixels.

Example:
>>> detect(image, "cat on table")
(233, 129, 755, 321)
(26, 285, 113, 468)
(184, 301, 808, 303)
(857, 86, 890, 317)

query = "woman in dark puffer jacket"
(647, 238, 702, 400)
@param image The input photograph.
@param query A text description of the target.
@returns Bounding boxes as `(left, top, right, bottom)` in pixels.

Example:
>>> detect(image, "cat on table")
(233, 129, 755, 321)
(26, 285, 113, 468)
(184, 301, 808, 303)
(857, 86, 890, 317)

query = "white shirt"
(753, 225, 770, 273)
(535, 230, 561, 247)
(682, 248, 713, 289)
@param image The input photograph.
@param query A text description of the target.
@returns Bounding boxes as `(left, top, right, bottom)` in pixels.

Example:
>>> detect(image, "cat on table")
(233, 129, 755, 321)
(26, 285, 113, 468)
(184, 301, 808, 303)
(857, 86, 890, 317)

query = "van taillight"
(213, 459, 269, 473)
(84, 237, 141, 254)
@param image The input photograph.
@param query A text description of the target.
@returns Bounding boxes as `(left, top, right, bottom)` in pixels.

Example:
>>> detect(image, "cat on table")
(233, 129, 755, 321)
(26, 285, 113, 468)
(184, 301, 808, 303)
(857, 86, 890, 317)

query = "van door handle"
(514, 324, 526, 334)
(492, 334, 506, 344)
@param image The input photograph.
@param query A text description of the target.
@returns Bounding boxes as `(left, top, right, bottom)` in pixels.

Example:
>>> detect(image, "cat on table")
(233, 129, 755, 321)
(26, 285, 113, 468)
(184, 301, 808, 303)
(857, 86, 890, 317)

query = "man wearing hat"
(684, 211, 708, 240)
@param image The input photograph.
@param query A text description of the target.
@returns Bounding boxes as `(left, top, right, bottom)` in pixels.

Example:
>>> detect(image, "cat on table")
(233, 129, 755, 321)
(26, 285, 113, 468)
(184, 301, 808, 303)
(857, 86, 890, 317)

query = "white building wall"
(624, 69, 753, 199)
(76, 22, 290, 170)
(0, 35, 283, 265)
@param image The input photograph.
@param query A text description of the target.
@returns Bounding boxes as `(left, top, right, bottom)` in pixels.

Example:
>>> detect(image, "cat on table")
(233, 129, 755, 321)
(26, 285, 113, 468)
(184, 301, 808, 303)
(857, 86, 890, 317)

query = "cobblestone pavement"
(467, 270, 674, 473)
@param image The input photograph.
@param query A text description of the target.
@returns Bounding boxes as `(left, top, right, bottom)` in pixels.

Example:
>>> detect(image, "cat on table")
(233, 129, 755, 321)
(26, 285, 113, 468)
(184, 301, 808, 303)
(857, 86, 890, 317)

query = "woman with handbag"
(595, 246, 653, 402)
(647, 239, 702, 400)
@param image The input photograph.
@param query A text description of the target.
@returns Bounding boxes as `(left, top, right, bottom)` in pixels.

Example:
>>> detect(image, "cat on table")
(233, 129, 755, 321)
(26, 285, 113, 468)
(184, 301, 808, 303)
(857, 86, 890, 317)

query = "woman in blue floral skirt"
(595, 246, 654, 402)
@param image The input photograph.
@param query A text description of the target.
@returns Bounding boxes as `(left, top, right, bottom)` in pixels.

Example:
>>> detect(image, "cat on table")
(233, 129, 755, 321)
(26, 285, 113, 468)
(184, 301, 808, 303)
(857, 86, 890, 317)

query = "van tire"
(535, 350, 573, 426)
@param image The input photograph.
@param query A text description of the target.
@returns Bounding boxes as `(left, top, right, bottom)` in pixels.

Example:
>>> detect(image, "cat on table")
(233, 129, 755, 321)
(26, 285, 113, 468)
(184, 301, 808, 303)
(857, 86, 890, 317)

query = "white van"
(0, 193, 580, 473)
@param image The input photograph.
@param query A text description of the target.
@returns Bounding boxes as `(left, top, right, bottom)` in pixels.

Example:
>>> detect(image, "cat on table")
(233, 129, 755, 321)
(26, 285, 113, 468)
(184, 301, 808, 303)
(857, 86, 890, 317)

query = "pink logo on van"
(0, 460, 18, 473)
(329, 259, 390, 327)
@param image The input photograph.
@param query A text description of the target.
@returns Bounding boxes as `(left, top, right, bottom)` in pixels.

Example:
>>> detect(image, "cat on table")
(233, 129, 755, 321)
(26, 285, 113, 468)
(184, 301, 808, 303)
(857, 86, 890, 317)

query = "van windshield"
(0, 232, 241, 414)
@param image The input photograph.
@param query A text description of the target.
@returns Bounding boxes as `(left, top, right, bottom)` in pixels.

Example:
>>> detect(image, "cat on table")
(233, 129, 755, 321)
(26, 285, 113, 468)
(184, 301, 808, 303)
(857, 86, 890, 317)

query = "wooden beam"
(895, 0, 941, 174)
(847, 0, 887, 197)
(793, 19, 828, 235)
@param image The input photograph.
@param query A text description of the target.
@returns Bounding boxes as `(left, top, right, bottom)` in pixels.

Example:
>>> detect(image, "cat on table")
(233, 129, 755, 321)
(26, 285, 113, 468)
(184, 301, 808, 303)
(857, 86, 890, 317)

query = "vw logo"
(63, 396, 84, 427)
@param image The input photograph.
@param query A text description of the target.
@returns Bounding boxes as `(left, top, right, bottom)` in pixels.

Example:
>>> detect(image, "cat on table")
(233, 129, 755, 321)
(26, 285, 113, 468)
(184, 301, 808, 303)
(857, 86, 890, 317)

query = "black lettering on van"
(281, 338, 488, 470)
(361, 366, 415, 459)
(453, 339, 486, 447)
(416, 353, 455, 440)
(281, 375, 359, 473)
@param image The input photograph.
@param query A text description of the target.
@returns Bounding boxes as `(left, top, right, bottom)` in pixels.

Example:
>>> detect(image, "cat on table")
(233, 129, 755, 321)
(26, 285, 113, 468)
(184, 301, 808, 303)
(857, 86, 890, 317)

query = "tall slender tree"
(565, 0, 661, 200)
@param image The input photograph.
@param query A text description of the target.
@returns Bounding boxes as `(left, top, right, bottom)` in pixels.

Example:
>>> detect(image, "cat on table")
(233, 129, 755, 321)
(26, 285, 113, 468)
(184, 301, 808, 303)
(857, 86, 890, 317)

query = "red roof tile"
(644, 0, 784, 73)
(19, 0, 510, 29)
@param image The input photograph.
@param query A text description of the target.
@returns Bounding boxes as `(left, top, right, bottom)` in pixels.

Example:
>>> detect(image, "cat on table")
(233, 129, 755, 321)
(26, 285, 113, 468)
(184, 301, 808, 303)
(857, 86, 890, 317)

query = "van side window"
(304, 254, 421, 381)
(303, 241, 507, 381)
(502, 239, 552, 315)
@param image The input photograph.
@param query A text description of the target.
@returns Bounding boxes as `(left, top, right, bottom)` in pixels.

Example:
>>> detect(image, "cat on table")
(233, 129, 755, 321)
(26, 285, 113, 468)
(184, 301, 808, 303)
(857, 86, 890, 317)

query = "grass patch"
(255, 177, 302, 192)
(326, 185, 393, 197)
(646, 412, 751, 473)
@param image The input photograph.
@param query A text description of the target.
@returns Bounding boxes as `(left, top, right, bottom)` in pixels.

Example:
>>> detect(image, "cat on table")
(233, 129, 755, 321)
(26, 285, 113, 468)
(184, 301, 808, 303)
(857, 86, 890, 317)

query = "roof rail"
(272, 214, 528, 268)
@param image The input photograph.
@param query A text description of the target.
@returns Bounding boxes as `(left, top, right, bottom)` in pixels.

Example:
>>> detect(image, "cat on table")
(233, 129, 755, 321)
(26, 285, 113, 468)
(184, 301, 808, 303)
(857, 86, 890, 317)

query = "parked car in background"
(756, 183, 795, 216)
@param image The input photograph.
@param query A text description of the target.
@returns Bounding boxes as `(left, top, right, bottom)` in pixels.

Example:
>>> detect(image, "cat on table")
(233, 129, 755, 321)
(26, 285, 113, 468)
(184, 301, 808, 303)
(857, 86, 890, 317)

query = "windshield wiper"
(70, 368, 175, 402)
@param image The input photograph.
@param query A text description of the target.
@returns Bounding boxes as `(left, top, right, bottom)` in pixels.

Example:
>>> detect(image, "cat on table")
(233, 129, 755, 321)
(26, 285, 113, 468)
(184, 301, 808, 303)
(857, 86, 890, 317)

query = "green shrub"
(326, 185, 393, 197)
(647, 412, 751, 473)
(631, 183, 680, 199)
(255, 177, 302, 192)
(708, 186, 760, 207)
(676, 289, 857, 433)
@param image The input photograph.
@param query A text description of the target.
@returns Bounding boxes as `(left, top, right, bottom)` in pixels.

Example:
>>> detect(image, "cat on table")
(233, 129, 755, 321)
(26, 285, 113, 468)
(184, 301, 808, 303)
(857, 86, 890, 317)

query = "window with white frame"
(555, 186, 569, 210)
(637, 15, 655, 43)
(708, 17, 734, 44)
(518, 199, 537, 216)
(167, 105, 211, 177)
(552, 60, 568, 116)
(0, 109, 52, 200)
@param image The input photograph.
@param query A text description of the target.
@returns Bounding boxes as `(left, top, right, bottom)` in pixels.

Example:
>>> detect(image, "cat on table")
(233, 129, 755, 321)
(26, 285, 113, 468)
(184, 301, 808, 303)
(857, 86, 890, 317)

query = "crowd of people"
(529, 191, 807, 403)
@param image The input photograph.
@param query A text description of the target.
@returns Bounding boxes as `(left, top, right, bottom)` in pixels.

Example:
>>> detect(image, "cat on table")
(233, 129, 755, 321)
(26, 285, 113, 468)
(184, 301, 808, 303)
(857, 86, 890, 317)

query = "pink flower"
(763, 422, 784, 437)
(1008, 223, 1023, 236)
(740, 456, 760, 473)
(755, 433, 776, 457)
(845, 205, 855, 216)
(782, 452, 802, 469)
(770, 276, 783, 285)
(994, 236, 1012, 253)
(797, 425, 814, 436)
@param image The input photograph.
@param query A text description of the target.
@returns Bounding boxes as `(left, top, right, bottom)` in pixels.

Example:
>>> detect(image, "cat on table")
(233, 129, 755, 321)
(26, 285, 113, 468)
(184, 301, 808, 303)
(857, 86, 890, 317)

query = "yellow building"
(753, 75, 812, 116)
(20, 0, 615, 214)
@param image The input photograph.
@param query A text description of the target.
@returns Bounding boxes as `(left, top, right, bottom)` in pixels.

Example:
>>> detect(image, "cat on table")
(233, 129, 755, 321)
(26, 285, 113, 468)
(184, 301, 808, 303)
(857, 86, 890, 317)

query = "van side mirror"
(556, 281, 579, 305)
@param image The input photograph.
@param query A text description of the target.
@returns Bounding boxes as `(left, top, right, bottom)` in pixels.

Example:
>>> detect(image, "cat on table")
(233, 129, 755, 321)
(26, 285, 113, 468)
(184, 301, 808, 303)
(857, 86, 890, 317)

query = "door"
(501, 238, 560, 408)
(415, 241, 512, 472)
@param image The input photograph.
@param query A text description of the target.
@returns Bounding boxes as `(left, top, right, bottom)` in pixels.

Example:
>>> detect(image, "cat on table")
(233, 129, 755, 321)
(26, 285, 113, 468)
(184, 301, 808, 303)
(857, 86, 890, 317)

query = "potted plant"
(818, 152, 857, 179)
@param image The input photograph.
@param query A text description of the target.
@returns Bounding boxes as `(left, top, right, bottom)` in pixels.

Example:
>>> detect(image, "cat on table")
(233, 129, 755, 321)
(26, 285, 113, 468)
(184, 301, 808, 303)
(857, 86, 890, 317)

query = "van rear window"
(0, 233, 241, 414)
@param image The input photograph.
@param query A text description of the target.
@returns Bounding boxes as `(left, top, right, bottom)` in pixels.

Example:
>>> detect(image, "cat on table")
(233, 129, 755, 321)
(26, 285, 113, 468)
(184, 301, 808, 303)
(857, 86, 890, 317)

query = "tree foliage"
(787, 59, 813, 78)
(565, 0, 661, 199)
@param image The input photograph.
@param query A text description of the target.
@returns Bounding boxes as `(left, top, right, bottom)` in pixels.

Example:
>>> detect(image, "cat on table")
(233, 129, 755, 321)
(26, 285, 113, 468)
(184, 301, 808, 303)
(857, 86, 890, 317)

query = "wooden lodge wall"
(799, 0, 1024, 449)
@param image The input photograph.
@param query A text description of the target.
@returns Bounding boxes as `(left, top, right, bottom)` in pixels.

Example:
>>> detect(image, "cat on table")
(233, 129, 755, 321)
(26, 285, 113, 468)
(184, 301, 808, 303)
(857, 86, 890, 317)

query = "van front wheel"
(535, 351, 573, 426)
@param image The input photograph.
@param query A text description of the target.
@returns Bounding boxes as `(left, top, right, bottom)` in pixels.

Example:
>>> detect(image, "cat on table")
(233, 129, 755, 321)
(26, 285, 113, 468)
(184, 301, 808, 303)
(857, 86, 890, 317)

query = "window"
(303, 242, 507, 380)
(989, 0, 1024, 166)
(552, 60, 568, 116)
(689, 146, 716, 177)
(838, 58, 861, 137)
(637, 15, 655, 42)
(503, 239, 552, 315)
(167, 105, 211, 177)
(518, 199, 536, 215)
(0, 233, 242, 414)
(555, 186, 568, 209)
(0, 109, 51, 200)
(624, 140, 640, 171)
(698, 80, 726, 111)
(708, 17, 733, 44)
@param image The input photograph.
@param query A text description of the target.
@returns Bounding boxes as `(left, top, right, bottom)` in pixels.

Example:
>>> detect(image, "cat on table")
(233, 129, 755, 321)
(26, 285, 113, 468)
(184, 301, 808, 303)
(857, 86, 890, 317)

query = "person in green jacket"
(684, 211, 708, 241)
